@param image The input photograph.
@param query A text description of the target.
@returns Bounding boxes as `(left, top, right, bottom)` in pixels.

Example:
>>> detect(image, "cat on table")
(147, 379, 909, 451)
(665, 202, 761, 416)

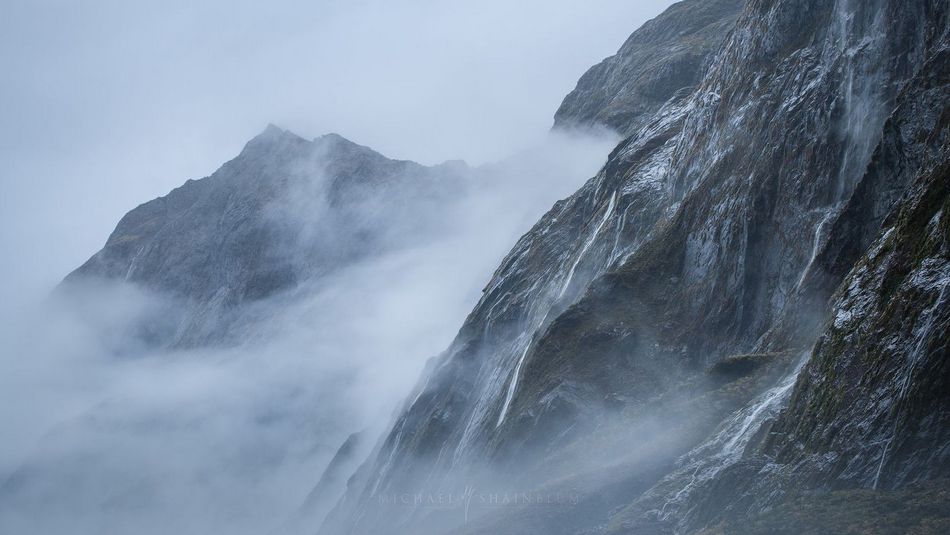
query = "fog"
(0, 1, 674, 533)
(0, 129, 624, 534)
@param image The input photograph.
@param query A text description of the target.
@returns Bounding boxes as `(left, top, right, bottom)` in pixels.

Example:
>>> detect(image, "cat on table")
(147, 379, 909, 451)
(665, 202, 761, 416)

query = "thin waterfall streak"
(797, 208, 837, 290)
(558, 191, 618, 300)
(125, 246, 146, 281)
(496, 192, 619, 428)
(659, 353, 809, 519)
(495, 341, 532, 427)
(873, 283, 948, 489)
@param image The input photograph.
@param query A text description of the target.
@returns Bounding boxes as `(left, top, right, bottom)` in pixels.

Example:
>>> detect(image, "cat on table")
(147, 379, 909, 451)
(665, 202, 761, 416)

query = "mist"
(0, 129, 620, 534)
(0, 1, 684, 533)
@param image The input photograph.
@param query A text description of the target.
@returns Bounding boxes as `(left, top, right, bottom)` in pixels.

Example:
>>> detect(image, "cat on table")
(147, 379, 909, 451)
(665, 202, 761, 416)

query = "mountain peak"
(314, 132, 371, 151)
(253, 123, 304, 142)
(238, 123, 308, 158)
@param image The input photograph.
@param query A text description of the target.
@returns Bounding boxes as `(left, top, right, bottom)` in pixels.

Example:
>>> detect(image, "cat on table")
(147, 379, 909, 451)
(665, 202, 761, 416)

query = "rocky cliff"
(322, 0, 950, 534)
(44, 0, 950, 533)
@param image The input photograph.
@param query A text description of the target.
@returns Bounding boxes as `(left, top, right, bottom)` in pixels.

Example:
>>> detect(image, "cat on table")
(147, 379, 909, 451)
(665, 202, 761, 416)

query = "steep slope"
(628, 146, 950, 535)
(322, 1, 950, 534)
(64, 125, 467, 347)
(554, 0, 743, 136)
(280, 431, 370, 535)
(608, 43, 950, 535)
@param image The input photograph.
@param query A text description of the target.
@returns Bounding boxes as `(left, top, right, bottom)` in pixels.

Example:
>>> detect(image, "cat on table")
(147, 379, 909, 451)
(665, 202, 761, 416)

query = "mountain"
(321, 0, 950, 534)
(17, 120, 615, 535)
(63, 125, 468, 348)
(1, 126, 481, 535)
(33, 0, 950, 533)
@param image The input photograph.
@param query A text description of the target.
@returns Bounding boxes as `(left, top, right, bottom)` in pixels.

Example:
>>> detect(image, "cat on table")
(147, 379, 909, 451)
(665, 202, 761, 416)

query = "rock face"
(553, 0, 743, 136)
(65, 125, 467, 347)
(322, 0, 950, 534)
(767, 53, 950, 494)
(609, 45, 950, 534)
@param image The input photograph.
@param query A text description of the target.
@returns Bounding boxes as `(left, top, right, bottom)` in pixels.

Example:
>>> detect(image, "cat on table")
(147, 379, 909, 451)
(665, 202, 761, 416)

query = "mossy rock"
(697, 480, 950, 535)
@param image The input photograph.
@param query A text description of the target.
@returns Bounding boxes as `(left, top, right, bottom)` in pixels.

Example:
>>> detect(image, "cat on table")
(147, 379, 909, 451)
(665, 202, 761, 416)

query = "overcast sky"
(0, 0, 673, 303)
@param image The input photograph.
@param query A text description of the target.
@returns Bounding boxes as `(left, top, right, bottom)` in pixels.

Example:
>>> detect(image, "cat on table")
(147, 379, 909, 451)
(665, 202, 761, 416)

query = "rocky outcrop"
(553, 0, 743, 136)
(279, 432, 369, 535)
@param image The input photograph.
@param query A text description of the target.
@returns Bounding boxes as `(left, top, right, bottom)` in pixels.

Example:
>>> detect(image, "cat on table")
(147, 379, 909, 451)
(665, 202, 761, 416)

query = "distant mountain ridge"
(65, 125, 468, 347)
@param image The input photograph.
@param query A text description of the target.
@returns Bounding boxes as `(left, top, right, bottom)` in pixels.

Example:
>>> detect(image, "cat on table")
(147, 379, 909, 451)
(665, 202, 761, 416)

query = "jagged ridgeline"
(321, 0, 950, 534)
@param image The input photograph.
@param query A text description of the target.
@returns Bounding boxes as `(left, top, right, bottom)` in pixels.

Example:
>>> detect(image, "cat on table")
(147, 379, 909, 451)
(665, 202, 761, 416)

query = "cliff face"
(611, 42, 950, 535)
(64, 126, 467, 347)
(323, 1, 950, 534)
(764, 53, 950, 494)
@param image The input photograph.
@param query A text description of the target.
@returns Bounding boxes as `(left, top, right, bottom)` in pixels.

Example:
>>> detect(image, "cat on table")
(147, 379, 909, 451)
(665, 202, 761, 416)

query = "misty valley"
(1, 0, 949, 534)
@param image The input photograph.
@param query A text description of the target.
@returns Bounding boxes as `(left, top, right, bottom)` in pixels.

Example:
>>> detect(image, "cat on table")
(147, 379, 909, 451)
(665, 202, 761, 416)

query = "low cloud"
(0, 130, 617, 534)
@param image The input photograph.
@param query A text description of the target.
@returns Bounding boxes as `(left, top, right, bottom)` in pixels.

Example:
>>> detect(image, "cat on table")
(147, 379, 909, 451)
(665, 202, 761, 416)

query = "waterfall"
(558, 191, 617, 300)
(496, 332, 539, 428)
(659, 354, 808, 520)
(796, 207, 838, 290)
(873, 282, 949, 489)
(124, 246, 146, 280)
(494, 191, 618, 429)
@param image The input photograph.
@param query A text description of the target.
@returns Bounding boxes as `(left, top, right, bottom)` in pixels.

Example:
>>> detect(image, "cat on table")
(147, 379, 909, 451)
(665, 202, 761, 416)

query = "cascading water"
(657, 353, 809, 521)
(124, 246, 146, 280)
(796, 207, 838, 290)
(495, 335, 536, 427)
(832, 0, 888, 198)
(558, 191, 618, 300)
(873, 282, 949, 489)
(495, 191, 618, 428)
